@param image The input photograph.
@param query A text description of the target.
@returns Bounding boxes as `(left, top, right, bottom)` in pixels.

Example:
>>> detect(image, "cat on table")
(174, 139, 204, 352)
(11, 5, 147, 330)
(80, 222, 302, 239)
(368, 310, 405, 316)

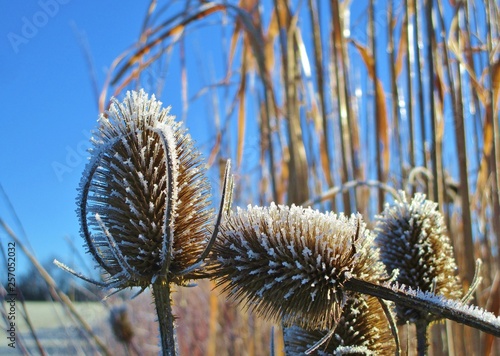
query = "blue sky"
(0, 1, 172, 272)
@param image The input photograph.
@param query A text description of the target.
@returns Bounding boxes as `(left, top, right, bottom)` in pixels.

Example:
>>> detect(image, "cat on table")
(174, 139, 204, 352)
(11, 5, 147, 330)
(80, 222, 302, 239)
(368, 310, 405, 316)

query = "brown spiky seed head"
(375, 191, 462, 323)
(79, 90, 212, 289)
(210, 203, 389, 330)
(284, 294, 396, 355)
(109, 305, 134, 344)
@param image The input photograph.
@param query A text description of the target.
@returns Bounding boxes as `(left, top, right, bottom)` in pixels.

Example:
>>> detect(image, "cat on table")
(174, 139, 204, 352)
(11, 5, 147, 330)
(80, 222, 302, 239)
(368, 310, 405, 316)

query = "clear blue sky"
(0, 1, 196, 273)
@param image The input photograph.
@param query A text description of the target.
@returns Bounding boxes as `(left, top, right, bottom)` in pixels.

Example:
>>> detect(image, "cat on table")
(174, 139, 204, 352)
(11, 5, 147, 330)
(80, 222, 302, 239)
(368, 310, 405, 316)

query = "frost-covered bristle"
(210, 203, 389, 330)
(382, 281, 500, 329)
(78, 90, 213, 289)
(284, 295, 396, 355)
(375, 191, 462, 324)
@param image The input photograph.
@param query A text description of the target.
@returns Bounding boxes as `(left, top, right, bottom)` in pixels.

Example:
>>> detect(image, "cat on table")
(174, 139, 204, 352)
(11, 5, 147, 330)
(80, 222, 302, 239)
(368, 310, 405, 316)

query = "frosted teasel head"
(56, 90, 232, 293)
(210, 203, 390, 331)
(284, 294, 397, 355)
(375, 191, 462, 323)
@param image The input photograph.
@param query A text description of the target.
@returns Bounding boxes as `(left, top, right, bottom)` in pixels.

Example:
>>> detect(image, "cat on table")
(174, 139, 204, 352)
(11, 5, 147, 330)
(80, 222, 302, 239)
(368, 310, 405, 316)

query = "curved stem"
(152, 281, 177, 356)
(178, 160, 233, 276)
(377, 297, 401, 356)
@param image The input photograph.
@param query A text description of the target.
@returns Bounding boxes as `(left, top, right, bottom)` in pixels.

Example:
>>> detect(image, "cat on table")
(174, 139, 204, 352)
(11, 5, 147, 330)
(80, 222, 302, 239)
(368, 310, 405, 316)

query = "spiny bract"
(78, 89, 213, 290)
(375, 191, 462, 323)
(210, 203, 389, 330)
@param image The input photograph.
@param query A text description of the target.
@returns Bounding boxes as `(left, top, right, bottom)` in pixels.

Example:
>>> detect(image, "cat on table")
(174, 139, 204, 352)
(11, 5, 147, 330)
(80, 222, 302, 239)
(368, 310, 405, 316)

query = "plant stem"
(152, 281, 177, 356)
(415, 319, 428, 356)
(345, 278, 500, 338)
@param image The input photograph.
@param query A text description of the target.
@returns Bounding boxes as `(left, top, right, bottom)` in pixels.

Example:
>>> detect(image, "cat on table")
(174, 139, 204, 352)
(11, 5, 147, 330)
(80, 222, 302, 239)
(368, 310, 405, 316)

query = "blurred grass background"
(1, 0, 499, 354)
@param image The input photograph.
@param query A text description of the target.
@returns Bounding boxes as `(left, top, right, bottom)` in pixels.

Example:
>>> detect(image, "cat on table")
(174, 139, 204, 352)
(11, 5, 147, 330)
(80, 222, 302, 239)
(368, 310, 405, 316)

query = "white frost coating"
(383, 281, 500, 328)
(230, 243, 239, 252)
(139, 145, 147, 166)
(302, 246, 312, 258)
(333, 344, 373, 354)
(257, 282, 275, 297)
(316, 254, 322, 267)
(152, 122, 180, 268)
(284, 286, 297, 300)
(242, 239, 260, 260)
(267, 247, 277, 258)
(249, 268, 264, 275)
(119, 241, 138, 248)
(269, 260, 279, 268)
(137, 171, 148, 193)
(125, 198, 141, 218)
(231, 274, 244, 283)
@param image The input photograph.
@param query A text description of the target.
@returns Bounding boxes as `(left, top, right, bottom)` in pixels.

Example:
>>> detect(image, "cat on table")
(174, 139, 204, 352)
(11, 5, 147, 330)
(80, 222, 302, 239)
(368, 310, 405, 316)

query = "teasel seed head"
(77, 90, 214, 290)
(284, 294, 397, 355)
(210, 203, 389, 331)
(375, 191, 462, 324)
(109, 305, 134, 344)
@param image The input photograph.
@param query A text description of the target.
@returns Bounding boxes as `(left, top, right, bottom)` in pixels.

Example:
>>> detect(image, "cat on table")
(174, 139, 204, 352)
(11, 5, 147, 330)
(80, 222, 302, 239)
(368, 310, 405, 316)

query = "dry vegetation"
(1, 0, 499, 355)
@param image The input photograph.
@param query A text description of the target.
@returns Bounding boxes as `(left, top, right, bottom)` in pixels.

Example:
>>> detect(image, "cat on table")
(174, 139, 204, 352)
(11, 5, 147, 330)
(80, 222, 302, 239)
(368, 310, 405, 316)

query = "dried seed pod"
(109, 305, 134, 344)
(76, 90, 213, 290)
(375, 191, 462, 324)
(210, 203, 389, 331)
(284, 294, 396, 355)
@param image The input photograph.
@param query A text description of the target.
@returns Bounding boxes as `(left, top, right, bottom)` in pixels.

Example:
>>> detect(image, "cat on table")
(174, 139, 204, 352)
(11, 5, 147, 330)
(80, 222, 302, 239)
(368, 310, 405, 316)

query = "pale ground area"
(1, 301, 108, 355)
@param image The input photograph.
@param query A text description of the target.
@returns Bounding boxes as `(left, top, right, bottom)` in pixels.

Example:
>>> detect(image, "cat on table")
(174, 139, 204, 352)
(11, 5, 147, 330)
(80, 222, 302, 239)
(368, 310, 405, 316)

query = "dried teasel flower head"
(58, 90, 228, 293)
(284, 294, 397, 355)
(109, 305, 134, 344)
(210, 203, 389, 331)
(375, 191, 462, 324)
